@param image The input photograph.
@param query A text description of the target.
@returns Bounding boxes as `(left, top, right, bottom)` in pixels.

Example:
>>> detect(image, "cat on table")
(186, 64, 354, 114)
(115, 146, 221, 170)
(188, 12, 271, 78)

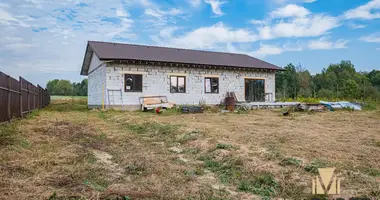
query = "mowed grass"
(0, 99, 380, 200)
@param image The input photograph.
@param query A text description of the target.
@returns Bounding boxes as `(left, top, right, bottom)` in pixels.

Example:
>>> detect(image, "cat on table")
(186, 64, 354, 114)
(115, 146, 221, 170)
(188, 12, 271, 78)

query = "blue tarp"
(320, 101, 362, 111)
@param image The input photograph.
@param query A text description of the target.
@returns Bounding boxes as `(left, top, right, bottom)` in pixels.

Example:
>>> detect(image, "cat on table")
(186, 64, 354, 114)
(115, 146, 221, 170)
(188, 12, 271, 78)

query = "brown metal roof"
(81, 41, 282, 75)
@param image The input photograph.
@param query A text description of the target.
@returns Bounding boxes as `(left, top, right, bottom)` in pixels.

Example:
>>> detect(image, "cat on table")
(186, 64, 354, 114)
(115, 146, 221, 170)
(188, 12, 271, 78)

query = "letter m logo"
(312, 168, 340, 194)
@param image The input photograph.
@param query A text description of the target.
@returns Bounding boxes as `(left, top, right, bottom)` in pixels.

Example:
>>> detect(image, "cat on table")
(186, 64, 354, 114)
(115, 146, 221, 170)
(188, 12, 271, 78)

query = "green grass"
(304, 159, 329, 174)
(279, 157, 302, 167)
(215, 143, 234, 150)
(365, 168, 380, 177)
(178, 130, 201, 144)
(126, 122, 179, 136)
(238, 173, 279, 198)
(0, 122, 22, 147)
(46, 102, 88, 112)
(51, 96, 87, 100)
(202, 156, 245, 185)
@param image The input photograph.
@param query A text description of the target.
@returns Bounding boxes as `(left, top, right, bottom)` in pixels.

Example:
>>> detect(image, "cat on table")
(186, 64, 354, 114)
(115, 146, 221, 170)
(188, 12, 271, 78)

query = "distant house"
(80, 41, 282, 110)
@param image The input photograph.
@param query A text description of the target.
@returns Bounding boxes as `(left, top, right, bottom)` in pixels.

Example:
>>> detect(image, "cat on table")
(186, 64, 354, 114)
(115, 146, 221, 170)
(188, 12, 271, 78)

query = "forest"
(275, 60, 380, 102)
(46, 79, 88, 96)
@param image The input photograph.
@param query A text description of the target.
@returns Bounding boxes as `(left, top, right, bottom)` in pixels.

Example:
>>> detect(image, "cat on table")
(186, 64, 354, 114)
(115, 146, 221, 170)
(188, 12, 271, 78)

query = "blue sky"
(0, 0, 380, 87)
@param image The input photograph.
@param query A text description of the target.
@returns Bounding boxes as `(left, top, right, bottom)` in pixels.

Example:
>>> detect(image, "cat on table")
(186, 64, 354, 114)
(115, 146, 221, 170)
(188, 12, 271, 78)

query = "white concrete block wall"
(88, 53, 106, 107)
(104, 63, 276, 107)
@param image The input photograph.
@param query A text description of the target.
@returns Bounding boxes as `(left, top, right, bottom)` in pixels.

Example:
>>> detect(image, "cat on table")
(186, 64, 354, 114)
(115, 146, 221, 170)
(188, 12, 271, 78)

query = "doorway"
(245, 79, 265, 102)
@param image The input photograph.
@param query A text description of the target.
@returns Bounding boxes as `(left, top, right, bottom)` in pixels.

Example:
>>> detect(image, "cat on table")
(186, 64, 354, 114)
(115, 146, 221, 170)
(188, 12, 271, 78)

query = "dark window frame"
(124, 74, 143, 92)
(204, 77, 219, 94)
(170, 76, 186, 93)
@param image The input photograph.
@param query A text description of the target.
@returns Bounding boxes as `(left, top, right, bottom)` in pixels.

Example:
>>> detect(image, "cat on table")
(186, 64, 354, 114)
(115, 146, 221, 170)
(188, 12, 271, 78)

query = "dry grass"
(0, 100, 379, 199)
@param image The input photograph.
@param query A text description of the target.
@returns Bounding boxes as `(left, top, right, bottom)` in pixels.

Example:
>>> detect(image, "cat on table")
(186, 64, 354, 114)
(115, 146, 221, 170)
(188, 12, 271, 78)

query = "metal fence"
(0, 71, 50, 122)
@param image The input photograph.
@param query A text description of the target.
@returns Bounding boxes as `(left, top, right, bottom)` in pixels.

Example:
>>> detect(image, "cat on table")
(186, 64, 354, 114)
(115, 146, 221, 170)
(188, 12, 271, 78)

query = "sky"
(0, 0, 380, 87)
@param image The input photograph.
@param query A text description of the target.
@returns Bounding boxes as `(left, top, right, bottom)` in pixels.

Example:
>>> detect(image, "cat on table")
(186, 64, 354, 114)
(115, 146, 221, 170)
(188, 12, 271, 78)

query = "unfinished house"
(80, 41, 282, 110)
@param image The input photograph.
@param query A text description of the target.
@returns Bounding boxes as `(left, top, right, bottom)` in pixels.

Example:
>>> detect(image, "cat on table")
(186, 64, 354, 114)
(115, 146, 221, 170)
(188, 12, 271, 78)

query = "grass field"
(50, 96, 87, 100)
(0, 99, 380, 200)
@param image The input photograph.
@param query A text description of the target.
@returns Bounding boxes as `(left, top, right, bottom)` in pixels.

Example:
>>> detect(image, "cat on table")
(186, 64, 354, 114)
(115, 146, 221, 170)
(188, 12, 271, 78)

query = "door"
(245, 79, 265, 102)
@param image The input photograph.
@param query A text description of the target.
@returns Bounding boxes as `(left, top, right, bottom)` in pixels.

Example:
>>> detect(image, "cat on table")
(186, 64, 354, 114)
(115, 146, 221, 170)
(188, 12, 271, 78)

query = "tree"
(317, 89, 334, 99)
(275, 60, 380, 101)
(80, 79, 88, 96)
(368, 70, 380, 90)
(341, 79, 359, 98)
(54, 80, 73, 95)
(46, 79, 59, 95)
(46, 79, 87, 96)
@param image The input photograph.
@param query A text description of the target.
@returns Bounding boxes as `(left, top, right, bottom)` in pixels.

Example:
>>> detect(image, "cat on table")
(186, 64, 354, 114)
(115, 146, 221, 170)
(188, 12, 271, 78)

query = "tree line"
(46, 79, 88, 96)
(276, 60, 380, 101)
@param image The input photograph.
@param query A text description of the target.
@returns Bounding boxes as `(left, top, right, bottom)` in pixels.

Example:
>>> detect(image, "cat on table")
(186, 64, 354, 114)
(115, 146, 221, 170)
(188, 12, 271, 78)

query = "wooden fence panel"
(0, 71, 50, 122)
(0, 72, 8, 122)
(20, 77, 29, 116)
(9, 76, 20, 119)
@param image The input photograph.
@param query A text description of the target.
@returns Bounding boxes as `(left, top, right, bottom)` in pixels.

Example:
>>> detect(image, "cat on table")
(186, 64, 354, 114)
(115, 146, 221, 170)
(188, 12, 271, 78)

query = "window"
(245, 79, 265, 102)
(124, 74, 142, 92)
(205, 77, 219, 93)
(170, 76, 186, 93)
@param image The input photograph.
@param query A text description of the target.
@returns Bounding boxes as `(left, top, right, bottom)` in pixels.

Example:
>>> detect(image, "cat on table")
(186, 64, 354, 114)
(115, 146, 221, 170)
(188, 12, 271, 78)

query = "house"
(80, 41, 282, 110)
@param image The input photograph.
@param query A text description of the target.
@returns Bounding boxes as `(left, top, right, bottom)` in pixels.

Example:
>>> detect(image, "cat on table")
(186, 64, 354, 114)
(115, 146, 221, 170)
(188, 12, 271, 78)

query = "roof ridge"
(88, 40, 248, 57)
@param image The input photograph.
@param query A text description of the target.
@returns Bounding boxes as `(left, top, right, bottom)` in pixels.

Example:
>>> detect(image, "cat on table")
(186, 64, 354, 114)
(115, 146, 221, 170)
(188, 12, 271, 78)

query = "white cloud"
(159, 26, 180, 38)
(116, 7, 130, 17)
(230, 43, 303, 58)
(0, 8, 30, 27)
(0, 3, 10, 8)
(189, 0, 201, 7)
(0, 0, 137, 86)
(308, 37, 348, 50)
(304, 0, 316, 3)
(270, 4, 310, 19)
(251, 43, 304, 58)
(250, 19, 267, 25)
(348, 23, 367, 29)
(344, 0, 380, 20)
(360, 33, 380, 43)
(144, 8, 182, 19)
(251, 44, 285, 57)
(257, 14, 339, 40)
(138, 0, 184, 31)
(272, 0, 317, 4)
(153, 22, 257, 49)
(251, 4, 340, 40)
(205, 0, 226, 16)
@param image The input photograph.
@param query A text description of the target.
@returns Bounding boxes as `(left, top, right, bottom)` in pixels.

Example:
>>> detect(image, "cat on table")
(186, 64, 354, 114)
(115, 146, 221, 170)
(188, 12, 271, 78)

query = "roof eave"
(80, 43, 94, 76)
(101, 58, 282, 71)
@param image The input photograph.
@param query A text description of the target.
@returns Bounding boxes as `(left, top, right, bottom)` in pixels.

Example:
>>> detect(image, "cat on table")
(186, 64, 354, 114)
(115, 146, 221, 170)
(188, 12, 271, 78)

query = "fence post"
(27, 83, 30, 113)
(19, 77, 23, 117)
(7, 75, 11, 120)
